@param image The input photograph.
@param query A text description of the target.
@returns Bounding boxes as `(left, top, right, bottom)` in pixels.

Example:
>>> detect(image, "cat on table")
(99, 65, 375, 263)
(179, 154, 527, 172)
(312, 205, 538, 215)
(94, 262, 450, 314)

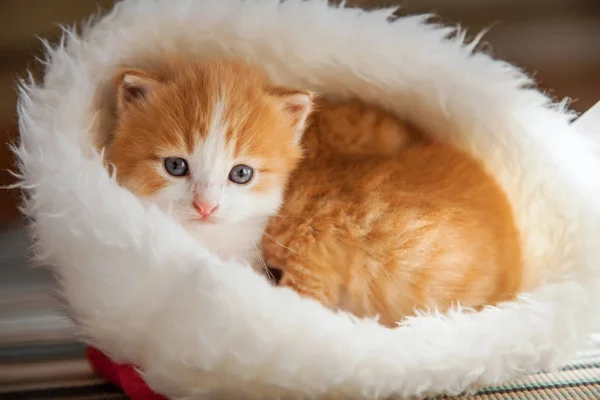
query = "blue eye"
(164, 157, 188, 177)
(229, 164, 254, 184)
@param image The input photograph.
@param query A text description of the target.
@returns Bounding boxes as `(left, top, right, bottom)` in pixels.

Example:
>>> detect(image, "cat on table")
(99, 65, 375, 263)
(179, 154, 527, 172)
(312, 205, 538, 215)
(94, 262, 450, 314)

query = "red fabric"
(86, 346, 166, 400)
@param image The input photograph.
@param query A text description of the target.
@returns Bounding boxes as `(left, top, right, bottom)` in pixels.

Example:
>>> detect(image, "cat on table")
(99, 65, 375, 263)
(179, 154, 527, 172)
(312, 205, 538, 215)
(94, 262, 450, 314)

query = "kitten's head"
(107, 59, 313, 225)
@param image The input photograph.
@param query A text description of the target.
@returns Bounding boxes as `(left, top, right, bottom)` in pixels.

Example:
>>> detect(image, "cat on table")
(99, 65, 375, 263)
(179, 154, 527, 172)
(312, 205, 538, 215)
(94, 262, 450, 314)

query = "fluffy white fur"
(14, 0, 600, 398)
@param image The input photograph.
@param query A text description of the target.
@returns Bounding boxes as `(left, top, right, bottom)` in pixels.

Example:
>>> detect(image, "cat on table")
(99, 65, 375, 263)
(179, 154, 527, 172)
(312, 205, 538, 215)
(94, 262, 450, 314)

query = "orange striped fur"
(262, 99, 523, 327)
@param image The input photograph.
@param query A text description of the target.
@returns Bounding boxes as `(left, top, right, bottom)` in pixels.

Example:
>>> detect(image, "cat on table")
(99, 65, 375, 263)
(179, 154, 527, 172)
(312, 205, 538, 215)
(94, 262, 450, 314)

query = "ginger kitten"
(262, 100, 523, 327)
(105, 59, 312, 266)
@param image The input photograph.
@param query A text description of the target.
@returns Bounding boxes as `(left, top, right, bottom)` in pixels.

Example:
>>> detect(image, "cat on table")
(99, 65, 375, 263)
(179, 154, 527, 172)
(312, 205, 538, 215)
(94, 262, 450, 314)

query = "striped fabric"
(1, 223, 599, 399)
(446, 346, 600, 399)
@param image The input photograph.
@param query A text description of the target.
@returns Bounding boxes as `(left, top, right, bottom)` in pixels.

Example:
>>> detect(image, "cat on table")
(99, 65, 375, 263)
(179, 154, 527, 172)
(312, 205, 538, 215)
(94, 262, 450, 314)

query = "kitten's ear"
(114, 68, 160, 113)
(268, 86, 314, 144)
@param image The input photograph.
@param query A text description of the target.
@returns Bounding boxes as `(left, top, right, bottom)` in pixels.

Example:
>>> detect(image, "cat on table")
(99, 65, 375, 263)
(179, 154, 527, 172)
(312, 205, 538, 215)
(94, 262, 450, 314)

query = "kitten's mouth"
(189, 214, 217, 224)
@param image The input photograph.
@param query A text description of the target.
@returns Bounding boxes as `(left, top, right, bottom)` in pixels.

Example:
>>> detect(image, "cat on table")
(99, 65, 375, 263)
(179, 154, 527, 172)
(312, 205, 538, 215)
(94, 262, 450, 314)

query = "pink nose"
(193, 200, 218, 217)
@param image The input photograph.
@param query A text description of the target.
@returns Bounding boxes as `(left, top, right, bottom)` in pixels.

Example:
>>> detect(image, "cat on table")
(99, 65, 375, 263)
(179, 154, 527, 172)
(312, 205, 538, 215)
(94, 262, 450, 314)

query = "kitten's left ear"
(268, 86, 314, 144)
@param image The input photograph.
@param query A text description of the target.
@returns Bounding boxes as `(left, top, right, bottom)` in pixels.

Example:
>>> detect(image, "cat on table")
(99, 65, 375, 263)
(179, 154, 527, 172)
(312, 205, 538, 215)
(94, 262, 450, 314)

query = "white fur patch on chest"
(185, 217, 268, 265)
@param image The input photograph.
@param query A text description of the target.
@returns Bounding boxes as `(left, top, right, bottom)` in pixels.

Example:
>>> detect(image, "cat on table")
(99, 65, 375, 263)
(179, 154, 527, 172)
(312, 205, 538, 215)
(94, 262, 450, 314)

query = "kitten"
(262, 100, 523, 327)
(105, 58, 313, 267)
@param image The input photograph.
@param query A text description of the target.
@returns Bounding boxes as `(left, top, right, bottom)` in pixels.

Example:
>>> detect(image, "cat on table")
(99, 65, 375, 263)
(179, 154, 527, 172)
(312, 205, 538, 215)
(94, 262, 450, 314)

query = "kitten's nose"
(193, 199, 218, 217)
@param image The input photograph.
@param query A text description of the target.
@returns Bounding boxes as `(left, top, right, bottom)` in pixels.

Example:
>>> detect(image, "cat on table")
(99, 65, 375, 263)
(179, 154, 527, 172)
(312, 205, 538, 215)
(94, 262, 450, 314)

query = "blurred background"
(0, 0, 598, 398)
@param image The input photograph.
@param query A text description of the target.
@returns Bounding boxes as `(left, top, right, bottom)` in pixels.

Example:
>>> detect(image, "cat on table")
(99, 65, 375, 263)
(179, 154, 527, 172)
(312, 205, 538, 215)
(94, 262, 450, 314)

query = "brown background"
(0, 0, 599, 227)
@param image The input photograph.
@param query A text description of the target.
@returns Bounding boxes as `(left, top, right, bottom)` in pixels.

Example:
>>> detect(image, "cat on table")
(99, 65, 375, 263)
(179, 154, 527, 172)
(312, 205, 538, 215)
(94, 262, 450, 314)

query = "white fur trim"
(15, 0, 600, 398)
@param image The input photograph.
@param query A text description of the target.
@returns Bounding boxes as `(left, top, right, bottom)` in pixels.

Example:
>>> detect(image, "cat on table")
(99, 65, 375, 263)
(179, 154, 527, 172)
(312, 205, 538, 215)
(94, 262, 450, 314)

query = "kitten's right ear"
(266, 86, 315, 145)
(114, 69, 160, 113)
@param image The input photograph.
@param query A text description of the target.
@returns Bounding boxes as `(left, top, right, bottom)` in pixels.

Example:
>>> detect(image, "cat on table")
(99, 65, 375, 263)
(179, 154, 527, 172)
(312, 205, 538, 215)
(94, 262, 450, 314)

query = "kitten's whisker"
(269, 214, 304, 219)
(248, 235, 273, 281)
(262, 233, 301, 256)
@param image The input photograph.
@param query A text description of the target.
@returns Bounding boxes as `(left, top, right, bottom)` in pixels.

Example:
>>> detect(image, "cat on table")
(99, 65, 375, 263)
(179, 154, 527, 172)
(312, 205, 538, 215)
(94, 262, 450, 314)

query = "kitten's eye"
(164, 157, 189, 177)
(229, 164, 254, 184)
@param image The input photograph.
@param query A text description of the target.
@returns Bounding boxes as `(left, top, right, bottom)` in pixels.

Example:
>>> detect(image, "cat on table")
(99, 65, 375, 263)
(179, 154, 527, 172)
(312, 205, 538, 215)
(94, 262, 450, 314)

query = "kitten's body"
(105, 59, 312, 265)
(263, 100, 523, 327)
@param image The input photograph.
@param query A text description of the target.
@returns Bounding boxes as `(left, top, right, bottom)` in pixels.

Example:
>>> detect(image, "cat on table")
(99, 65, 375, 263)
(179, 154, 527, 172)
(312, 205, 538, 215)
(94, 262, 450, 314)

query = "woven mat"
(444, 344, 600, 399)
